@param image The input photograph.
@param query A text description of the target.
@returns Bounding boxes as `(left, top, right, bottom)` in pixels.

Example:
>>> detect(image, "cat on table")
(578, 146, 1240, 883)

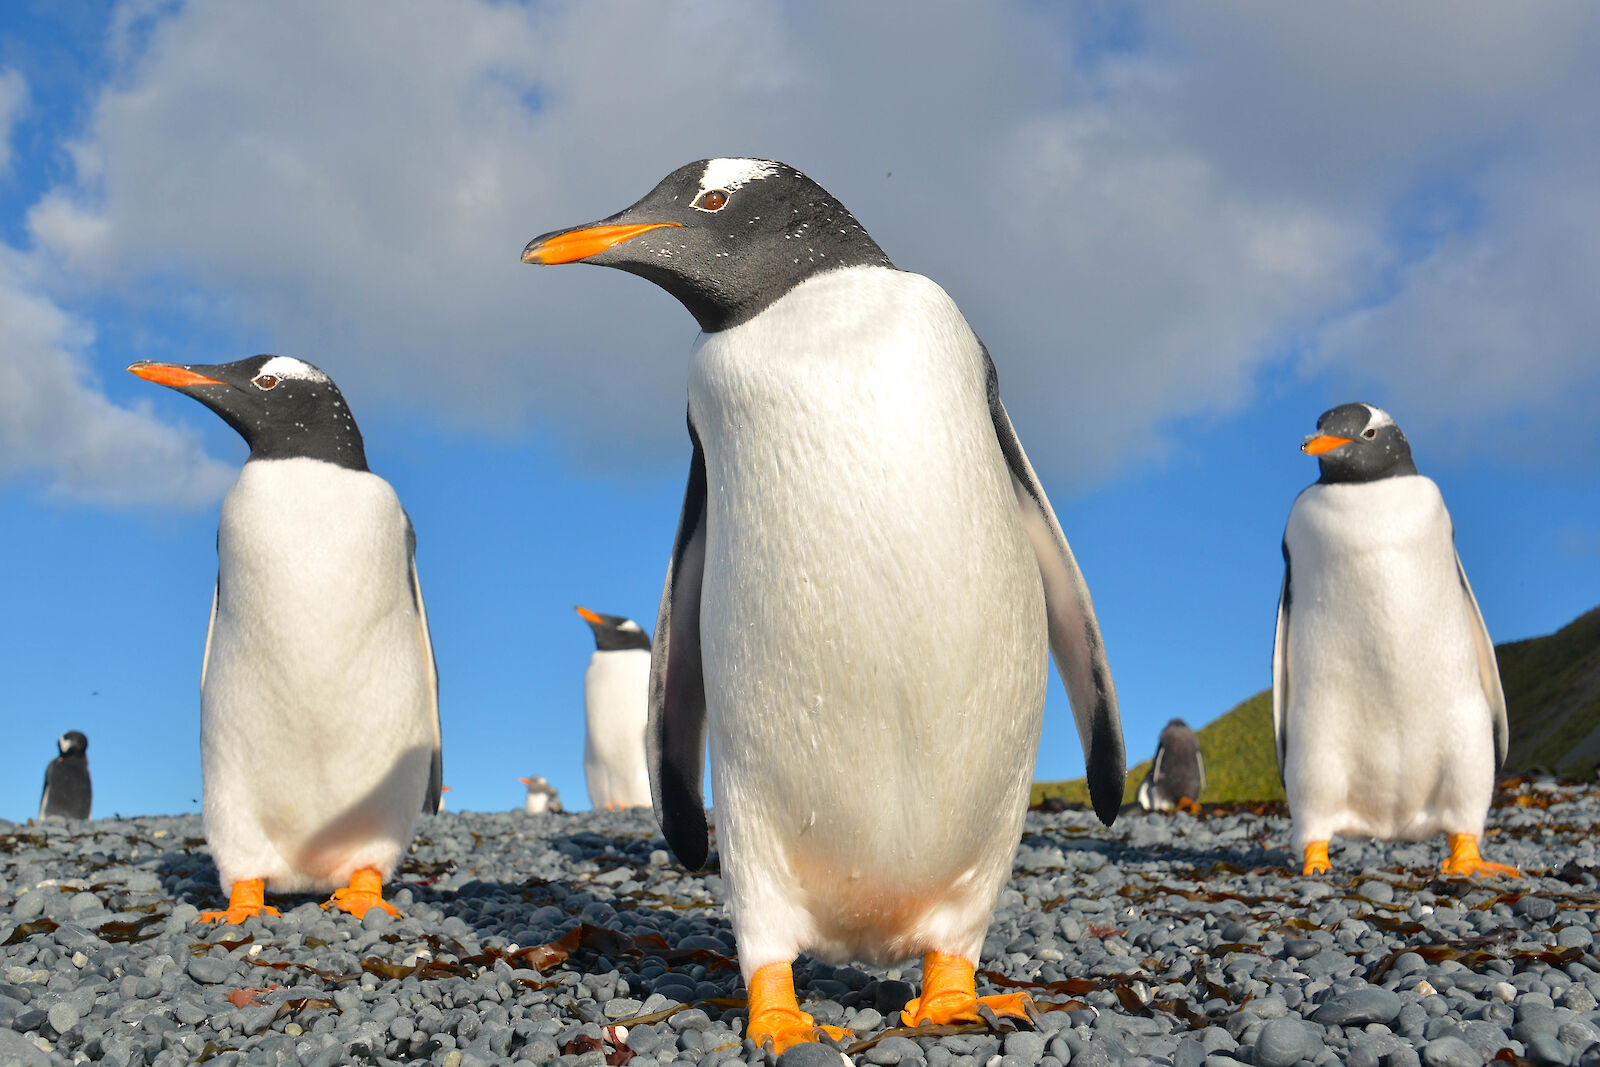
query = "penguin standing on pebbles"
(522, 159, 1125, 1051)
(519, 775, 564, 814)
(129, 355, 443, 922)
(1136, 719, 1205, 813)
(39, 731, 92, 820)
(574, 605, 653, 810)
(1274, 402, 1516, 878)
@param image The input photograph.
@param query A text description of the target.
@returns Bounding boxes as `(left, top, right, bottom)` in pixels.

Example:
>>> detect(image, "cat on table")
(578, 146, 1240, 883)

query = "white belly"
(583, 649, 652, 809)
(690, 267, 1047, 970)
(1283, 477, 1496, 845)
(202, 459, 433, 892)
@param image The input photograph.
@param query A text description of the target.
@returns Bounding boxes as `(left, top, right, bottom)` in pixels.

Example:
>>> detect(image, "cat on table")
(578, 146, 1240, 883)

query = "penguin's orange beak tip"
(127, 362, 226, 388)
(518, 777, 531, 785)
(574, 605, 604, 624)
(1301, 435, 1352, 456)
(522, 223, 683, 265)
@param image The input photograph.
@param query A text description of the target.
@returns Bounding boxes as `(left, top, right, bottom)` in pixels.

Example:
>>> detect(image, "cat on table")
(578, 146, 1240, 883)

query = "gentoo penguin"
(522, 159, 1125, 1051)
(574, 605, 653, 809)
(1274, 402, 1516, 878)
(39, 731, 91, 820)
(128, 355, 444, 922)
(1136, 718, 1205, 813)
(519, 775, 564, 814)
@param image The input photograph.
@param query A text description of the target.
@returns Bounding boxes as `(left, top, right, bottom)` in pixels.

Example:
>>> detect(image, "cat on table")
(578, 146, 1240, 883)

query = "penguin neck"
(1317, 454, 1418, 485)
(241, 421, 369, 471)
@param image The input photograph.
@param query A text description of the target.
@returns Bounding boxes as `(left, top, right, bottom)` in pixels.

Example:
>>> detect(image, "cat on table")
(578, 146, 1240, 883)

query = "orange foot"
(1302, 840, 1331, 875)
(1441, 833, 1520, 878)
(1176, 796, 1203, 816)
(746, 961, 851, 1053)
(321, 867, 402, 919)
(198, 879, 281, 924)
(902, 951, 1033, 1027)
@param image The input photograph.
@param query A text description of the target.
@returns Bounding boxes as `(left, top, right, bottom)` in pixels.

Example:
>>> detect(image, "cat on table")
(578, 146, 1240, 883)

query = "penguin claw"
(321, 867, 402, 918)
(198, 878, 280, 924)
(744, 961, 852, 1053)
(1441, 834, 1520, 878)
(901, 952, 1034, 1028)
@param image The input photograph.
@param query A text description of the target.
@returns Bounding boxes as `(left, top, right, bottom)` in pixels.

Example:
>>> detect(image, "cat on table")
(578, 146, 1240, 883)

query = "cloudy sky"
(3, 1, 1596, 821)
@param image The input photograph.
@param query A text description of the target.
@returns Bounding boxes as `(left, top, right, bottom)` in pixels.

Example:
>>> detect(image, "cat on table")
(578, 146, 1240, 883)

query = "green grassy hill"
(1033, 604, 1600, 806)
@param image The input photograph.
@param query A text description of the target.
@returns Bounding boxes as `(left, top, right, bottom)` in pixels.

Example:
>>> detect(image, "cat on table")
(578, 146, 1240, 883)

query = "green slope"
(1033, 604, 1600, 805)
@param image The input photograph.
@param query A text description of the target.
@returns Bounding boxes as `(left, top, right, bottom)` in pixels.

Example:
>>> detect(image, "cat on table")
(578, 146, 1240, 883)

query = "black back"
(1147, 718, 1204, 805)
(1309, 402, 1418, 484)
(130, 355, 368, 470)
(41, 730, 91, 819)
(526, 159, 894, 332)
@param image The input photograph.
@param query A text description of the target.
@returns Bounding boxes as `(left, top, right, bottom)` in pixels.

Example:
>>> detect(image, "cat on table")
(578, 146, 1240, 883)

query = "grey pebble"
(1254, 1017, 1324, 1067)
(1312, 986, 1402, 1026)
(1420, 1035, 1483, 1067)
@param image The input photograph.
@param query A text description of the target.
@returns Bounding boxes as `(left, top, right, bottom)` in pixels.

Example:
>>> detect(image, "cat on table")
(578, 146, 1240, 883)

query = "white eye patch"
(256, 356, 330, 383)
(697, 158, 780, 199)
(1361, 405, 1396, 434)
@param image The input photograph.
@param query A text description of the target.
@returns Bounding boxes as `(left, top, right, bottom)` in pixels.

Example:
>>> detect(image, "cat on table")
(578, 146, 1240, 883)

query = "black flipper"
(647, 420, 710, 868)
(983, 348, 1125, 825)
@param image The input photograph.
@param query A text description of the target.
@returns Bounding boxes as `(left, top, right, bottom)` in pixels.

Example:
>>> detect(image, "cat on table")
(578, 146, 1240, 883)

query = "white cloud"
(18, 1, 1600, 488)
(0, 68, 26, 175)
(0, 246, 234, 507)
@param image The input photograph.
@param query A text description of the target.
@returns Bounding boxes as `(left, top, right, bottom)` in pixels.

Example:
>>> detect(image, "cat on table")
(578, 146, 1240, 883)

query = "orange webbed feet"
(198, 879, 281, 924)
(321, 867, 402, 918)
(1441, 833, 1520, 878)
(746, 962, 851, 1053)
(1301, 840, 1332, 875)
(901, 952, 1034, 1028)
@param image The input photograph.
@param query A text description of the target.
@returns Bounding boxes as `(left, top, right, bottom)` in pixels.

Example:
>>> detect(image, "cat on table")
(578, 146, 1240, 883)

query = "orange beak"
(518, 777, 532, 785)
(1302, 435, 1352, 456)
(127, 362, 226, 388)
(521, 223, 682, 265)
(574, 605, 604, 624)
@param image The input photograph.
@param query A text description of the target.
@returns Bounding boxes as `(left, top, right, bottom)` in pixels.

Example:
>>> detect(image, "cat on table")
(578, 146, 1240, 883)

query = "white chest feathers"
(583, 648, 652, 809)
(202, 457, 435, 892)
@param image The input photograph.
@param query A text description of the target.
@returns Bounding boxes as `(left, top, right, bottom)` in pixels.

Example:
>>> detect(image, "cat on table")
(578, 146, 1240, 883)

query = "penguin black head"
(127, 355, 368, 471)
(58, 730, 88, 757)
(1301, 402, 1417, 484)
(575, 605, 651, 652)
(522, 158, 894, 332)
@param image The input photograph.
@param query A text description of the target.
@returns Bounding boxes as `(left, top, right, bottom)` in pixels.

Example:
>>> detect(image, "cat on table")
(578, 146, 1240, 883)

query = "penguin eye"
(252, 374, 280, 390)
(1362, 427, 1377, 439)
(693, 189, 730, 212)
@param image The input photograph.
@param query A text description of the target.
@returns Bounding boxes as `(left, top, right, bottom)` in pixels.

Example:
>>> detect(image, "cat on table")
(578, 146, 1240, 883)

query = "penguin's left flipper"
(1454, 551, 1508, 770)
(406, 517, 445, 815)
(647, 422, 711, 869)
(985, 354, 1125, 825)
(1272, 540, 1293, 784)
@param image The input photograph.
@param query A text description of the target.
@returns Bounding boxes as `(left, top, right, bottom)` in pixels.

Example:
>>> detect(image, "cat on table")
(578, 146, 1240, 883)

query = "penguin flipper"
(984, 369, 1124, 826)
(1455, 551, 1507, 770)
(201, 578, 218, 691)
(647, 424, 710, 868)
(407, 518, 444, 816)
(1272, 546, 1291, 782)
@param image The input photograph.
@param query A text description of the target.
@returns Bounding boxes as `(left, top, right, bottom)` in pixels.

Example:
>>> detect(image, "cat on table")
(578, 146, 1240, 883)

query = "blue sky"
(2, 2, 1597, 820)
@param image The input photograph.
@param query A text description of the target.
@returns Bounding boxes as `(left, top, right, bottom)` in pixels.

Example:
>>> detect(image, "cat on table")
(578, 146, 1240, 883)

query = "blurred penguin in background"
(1136, 719, 1205, 813)
(520, 776, 564, 814)
(574, 606, 653, 809)
(39, 731, 92, 820)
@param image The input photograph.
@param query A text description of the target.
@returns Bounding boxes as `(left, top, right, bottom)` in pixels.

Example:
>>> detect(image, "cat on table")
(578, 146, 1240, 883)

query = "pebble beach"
(3, 777, 1598, 1067)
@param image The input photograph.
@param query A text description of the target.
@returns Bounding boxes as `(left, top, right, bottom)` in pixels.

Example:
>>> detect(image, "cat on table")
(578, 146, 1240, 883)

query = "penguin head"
(127, 355, 368, 471)
(58, 731, 87, 756)
(1301, 402, 1417, 484)
(522, 158, 894, 332)
(575, 605, 652, 652)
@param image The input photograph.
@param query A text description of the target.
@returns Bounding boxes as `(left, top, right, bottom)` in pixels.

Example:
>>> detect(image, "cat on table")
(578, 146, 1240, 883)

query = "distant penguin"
(523, 159, 1125, 1052)
(574, 605, 653, 810)
(519, 775, 564, 814)
(1136, 719, 1205, 813)
(129, 355, 444, 922)
(39, 731, 91, 820)
(1274, 402, 1516, 878)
